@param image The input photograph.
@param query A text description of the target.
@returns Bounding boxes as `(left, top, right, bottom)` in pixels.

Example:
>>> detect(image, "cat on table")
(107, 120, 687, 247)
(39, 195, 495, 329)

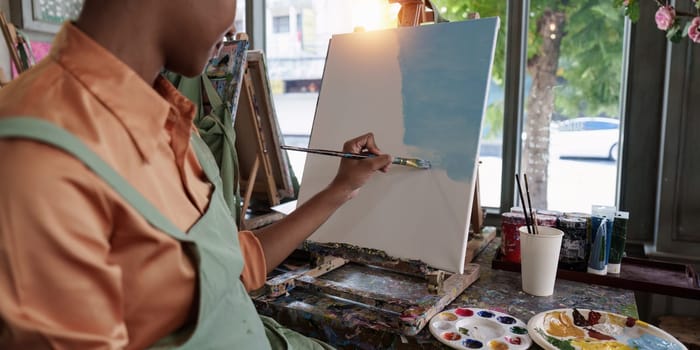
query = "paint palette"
(527, 308, 687, 350)
(429, 307, 532, 349)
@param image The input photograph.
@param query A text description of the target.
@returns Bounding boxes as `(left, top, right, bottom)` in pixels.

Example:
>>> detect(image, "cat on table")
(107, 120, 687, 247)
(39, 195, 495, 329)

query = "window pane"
(522, 1, 624, 213)
(432, 1, 508, 209)
(265, 0, 400, 180)
(273, 16, 291, 33)
(235, 1, 246, 34)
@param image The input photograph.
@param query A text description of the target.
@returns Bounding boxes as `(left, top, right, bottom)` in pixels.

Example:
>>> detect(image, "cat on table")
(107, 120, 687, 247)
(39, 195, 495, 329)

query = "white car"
(550, 117, 620, 161)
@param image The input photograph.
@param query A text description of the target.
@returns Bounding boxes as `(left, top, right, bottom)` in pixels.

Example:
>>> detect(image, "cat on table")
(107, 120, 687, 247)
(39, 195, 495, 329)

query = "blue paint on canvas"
(397, 18, 497, 181)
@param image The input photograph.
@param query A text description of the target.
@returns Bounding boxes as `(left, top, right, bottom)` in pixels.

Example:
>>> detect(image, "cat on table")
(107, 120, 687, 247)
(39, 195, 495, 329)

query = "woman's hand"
(328, 132, 392, 201)
(256, 132, 392, 272)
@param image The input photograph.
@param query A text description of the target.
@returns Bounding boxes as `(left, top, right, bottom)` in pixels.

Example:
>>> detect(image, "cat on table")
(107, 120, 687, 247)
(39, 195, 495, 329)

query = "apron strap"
(0, 117, 191, 241)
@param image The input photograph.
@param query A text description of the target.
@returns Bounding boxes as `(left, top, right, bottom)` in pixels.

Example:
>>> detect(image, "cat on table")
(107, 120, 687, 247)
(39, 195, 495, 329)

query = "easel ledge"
(254, 241, 480, 336)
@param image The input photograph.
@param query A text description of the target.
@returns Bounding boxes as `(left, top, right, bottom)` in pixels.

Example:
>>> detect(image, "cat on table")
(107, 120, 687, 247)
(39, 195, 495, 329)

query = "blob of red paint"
(455, 308, 474, 317)
(442, 332, 461, 341)
(587, 310, 602, 325)
(506, 336, 522, 345)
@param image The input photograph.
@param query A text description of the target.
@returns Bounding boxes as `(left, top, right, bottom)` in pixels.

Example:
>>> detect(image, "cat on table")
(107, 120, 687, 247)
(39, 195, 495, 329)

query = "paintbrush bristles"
(392, 157, 431, 169)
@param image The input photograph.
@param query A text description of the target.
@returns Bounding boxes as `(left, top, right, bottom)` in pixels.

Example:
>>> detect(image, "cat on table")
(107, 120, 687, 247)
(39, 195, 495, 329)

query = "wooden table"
(254, 237, 639, 349)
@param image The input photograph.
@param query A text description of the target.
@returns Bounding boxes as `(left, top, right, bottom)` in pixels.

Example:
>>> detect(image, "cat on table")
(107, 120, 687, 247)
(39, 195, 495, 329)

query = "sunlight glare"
(351, 0, 400, 31)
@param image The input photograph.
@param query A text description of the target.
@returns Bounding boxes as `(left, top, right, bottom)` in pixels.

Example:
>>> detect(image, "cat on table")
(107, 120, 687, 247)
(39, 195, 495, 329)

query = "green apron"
(0, 117, 333, 350)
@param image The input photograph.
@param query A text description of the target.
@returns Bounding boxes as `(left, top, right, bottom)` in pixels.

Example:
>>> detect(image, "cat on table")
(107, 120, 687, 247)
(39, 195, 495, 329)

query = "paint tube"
(557, 216, 588, 272)
(564, 212, 592, 265)
(608, 211, 629, 274)
(591, 205, 616, 266)
(587, 217, 608, 275)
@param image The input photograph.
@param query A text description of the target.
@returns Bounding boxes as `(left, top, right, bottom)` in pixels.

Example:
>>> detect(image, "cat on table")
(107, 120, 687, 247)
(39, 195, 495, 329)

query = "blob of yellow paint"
(488, 340, 509, 350)
(636, 320, 650, 328)
(571, 339, 633, 350)
(606, 314, 627, 328)
(545, 311, 585, 338)
(439, 312, 458, 321)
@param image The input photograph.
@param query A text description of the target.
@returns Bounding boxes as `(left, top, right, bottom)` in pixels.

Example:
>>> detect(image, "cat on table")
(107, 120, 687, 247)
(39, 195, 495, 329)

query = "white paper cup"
(519, 226, 564, 296)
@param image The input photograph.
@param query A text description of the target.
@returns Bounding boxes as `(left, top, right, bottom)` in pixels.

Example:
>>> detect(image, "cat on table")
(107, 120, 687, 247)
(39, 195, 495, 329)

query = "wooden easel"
(389, 0, 436, 26)
(237, 59, 281, 219)
(205, 33, 283, 229)
(253, 5, 488, 335)
(233, 42, 296, 229)
(0, 10, 25, 76)
(0, 69, 8, 87)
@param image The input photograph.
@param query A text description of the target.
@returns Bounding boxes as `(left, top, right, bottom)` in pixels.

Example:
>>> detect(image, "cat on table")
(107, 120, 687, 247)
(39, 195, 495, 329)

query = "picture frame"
(10, 0, 83, 34)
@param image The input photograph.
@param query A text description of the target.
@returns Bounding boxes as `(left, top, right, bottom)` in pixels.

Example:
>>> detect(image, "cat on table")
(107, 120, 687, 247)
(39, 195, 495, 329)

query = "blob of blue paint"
(396, 19, 499, 182)
(497, 316, 516, 324)
(628, 334, 683, 350)
(477, 310, 495, 318)
(462, 339, 484, 349)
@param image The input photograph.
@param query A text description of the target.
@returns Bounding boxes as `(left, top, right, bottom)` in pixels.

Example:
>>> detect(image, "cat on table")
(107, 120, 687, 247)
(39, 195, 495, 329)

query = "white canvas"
(298, 18, 499, 274)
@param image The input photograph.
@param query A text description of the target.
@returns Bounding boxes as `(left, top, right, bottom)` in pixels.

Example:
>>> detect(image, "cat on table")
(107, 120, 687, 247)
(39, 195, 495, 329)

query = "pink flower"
(623, 0, 630, 6)
(689, 17, 700, 43)
(655, 5, 676, 31)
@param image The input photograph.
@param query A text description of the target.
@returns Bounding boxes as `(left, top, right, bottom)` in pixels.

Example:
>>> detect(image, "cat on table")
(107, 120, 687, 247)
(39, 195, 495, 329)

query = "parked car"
(550, 117, 620, 161)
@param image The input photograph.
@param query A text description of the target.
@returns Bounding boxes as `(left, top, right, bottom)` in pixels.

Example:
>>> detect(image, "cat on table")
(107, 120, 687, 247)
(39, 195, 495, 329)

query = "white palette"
(429, 307, 532, 349)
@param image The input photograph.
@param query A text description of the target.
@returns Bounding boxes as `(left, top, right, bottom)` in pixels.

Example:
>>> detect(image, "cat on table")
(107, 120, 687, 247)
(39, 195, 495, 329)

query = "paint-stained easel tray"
(252, 243, 481, 336)
(527, 308, 687, 350)
(491, 249, 700, 299)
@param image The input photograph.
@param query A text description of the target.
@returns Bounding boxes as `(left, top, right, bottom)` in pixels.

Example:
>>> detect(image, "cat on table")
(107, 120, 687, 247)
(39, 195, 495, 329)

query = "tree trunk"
(522, 9, 566, 210)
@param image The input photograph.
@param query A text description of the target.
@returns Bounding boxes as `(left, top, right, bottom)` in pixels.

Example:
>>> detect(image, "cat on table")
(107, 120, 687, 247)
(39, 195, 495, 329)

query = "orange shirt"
(0, 23, 266, 349)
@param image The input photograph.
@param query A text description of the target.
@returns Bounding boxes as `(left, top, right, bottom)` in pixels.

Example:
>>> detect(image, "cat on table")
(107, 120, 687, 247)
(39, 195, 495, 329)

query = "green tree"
(432, 0, 623, 209)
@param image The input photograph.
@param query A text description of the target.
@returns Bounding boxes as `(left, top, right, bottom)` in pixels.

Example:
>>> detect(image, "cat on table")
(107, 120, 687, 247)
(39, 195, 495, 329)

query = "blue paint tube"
(587, 217, 608, 275)
(608, 211, 629, 274)
(591, 205, 616, 266)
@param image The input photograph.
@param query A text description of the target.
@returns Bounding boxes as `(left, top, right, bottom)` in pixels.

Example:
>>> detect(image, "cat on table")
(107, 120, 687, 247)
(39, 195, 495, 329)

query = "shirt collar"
(50, 23, 195, 161)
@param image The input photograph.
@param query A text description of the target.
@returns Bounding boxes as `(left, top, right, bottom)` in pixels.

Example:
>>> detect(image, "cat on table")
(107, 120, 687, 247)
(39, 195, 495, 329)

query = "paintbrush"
(515, 173, 532, 234)
(524, 174, 539, 235)
(281, 145, 431, 169)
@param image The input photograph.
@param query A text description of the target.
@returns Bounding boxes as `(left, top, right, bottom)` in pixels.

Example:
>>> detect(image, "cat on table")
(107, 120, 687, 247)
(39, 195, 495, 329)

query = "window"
(521, 0, 624, 213)
(258, 0, 625, 215)
(273, 15, 291, 33)
(235, 1, 246, 34)
(264, 0, 400, 179)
